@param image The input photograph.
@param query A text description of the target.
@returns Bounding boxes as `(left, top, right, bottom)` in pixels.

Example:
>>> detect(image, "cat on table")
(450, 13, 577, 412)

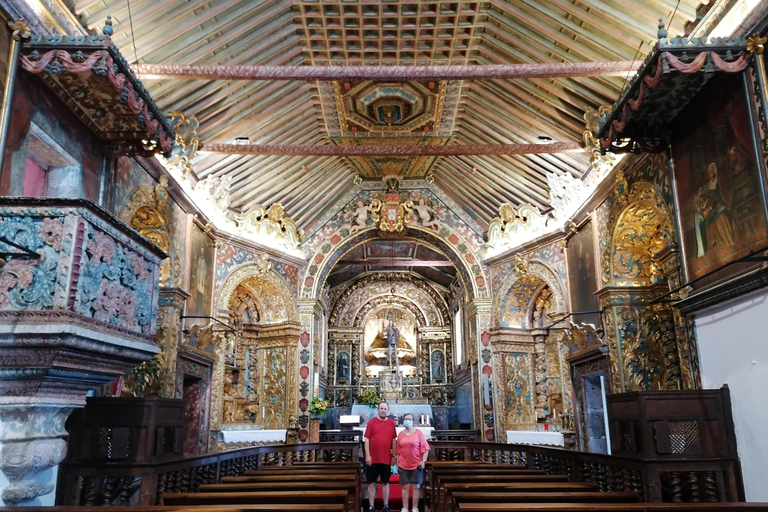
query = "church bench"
(198, 479, 360, 511)
(160, 489, 349, 507)
(456, 504, 768, 511)
(221, 472, 358, 482)
(449, 491, 641, 512)
(243, 468, 359, 476)
(432, 473, 584, 512)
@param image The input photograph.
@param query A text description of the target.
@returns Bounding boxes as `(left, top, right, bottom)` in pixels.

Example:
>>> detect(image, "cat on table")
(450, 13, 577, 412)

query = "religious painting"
(336, 351, 350, 383)
(187, 223, 215, 318)
(671, 76, 768, 282)
(431, 349, 446, 383)
(566, 221, 599, 327)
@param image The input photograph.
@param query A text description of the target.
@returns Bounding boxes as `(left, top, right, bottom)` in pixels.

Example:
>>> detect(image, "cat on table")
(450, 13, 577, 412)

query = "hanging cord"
(668, 0, 682, 35)
(621, 41, 644, 94)
(126, 0, 140, 73)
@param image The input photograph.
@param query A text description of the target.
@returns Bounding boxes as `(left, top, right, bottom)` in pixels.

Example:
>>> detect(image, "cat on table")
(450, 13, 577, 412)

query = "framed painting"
(566, 220, 599, 327)
(187, 223, 215, 318)
(671, 75, 768, 282)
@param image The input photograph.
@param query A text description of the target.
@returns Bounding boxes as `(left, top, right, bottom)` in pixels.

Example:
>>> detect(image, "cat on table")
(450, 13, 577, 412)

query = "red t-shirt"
(364, 417, 397, 464)
(396, 429, 430, 470)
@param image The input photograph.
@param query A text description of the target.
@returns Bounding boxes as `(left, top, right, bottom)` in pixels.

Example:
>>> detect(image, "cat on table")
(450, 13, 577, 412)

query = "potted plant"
(308, 396, 329, 443)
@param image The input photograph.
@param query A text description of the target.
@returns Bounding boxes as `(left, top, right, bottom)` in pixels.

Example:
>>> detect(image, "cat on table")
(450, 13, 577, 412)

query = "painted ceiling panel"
(73, 0, 706, 229)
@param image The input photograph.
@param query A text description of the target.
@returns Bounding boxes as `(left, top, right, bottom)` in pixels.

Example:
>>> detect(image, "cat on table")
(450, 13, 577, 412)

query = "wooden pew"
(198, 479, 359, 511)
(244, 468, 359, 476)
(450, 491, 640, 512)
(221, 473, 357, 482)
(432, 473, 578, 512)
(425, 462, 552, 510)
(216, 470, 359, 511)
(160, 490, 348, 507)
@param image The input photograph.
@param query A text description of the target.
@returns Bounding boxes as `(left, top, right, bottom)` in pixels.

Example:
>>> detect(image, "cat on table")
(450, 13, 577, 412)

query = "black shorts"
(365, 463, 392, 484)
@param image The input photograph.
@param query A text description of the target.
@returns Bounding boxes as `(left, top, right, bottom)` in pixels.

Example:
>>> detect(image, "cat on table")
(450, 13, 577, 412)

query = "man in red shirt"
(364, 401, 397, 512)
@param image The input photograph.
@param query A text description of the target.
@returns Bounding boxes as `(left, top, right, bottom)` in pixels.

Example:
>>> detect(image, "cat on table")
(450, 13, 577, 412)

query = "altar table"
(354, 426, 434, 440)
(220, 429, 286, 444)
(505, 430, 564, 447)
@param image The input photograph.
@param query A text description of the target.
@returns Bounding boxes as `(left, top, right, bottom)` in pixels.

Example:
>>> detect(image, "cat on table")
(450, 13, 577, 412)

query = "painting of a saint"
(566, 221, 599, 327)
(431, 350, 446, 382)
(187, 224, 215, 318)
(672, 77, 767, 281)
(337, 352, 350, 382)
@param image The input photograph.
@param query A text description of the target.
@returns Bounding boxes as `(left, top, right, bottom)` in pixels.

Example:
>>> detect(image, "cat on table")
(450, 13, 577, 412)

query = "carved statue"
(349, 199, 373, 234)
(567, 322, 602, 351)
(513, 254, 528, 277)
(411, 197, 439, 229)
(257, 252, 272, 274)
(196, 174, 232, 212)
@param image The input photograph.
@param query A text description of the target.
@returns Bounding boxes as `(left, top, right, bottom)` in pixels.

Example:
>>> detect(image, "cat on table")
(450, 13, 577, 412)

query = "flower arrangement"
(357, 388, 381, 407)
(308, 396, 329, 419)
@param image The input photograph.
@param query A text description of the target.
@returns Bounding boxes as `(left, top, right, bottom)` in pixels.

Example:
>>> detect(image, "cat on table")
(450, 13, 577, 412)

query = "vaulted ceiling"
(72, 0, 708, 230)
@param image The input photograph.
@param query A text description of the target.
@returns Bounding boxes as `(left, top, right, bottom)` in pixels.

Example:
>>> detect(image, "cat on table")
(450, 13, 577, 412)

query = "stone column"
(298, 300, 323, 442)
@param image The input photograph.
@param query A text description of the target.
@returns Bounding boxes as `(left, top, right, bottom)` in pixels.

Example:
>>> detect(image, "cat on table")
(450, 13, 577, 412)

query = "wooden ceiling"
(73, 0, 707, 230)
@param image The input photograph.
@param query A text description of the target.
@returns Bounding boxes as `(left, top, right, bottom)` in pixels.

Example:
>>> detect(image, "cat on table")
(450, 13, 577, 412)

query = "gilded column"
(597, 284, 680, 392)
(157, 288, 189, 397)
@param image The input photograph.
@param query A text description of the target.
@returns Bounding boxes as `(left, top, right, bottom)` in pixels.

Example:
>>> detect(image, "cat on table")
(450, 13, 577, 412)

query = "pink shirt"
(395, 429, 430, 470)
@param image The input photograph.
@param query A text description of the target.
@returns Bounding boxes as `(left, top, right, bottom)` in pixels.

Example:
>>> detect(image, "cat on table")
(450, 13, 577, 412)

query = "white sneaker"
(413, 508, 419, 512)
(401, 508, 408, 512)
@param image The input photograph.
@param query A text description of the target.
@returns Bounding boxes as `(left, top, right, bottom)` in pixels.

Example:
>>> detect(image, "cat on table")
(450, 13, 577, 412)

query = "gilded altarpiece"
(496, 350, 535, 430)
(597, 155, 695, 392)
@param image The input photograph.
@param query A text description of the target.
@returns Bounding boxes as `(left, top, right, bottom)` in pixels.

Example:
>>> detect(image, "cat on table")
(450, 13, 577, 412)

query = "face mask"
(403, 420, 414, 429)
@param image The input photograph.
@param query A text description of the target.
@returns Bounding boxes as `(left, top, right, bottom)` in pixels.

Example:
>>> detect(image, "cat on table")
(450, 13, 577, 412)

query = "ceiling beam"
(134, 61, 640, 81)
(198, 142, 583, 156)
(336, 261, 454, 267)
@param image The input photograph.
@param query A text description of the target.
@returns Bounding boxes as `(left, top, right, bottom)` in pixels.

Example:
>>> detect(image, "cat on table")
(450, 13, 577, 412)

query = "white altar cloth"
(221, 429, 286, 444)
(506, 430, 564, 447)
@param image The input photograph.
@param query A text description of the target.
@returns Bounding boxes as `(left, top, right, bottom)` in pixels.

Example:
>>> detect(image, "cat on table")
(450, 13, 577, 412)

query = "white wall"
(694, 289, 768, 502)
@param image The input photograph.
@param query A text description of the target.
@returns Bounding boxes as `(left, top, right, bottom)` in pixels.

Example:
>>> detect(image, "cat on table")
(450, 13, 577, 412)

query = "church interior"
(0, 0, 768, 509)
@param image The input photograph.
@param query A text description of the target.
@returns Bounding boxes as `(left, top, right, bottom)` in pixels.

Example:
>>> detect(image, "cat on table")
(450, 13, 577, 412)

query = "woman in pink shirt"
(394, 413, 430, 512)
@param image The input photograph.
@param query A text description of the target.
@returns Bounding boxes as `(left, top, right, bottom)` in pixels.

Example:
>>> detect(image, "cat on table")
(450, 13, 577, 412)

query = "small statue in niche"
(223, 369, 240, 397)
(349, 199, 374, 234)
(337, 352, 350, 382)
(411, 197, 439, 230)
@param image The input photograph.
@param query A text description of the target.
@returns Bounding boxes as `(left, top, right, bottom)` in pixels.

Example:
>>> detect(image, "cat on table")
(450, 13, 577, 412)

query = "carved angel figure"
(349, 199, 373, 233)
(257, 252, 272, 274)
(411, 198, 439, 229)
(568, 321, 601, 351)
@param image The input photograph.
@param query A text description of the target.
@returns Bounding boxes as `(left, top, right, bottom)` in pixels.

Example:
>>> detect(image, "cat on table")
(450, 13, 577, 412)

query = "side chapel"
(0, 0, 767, 507)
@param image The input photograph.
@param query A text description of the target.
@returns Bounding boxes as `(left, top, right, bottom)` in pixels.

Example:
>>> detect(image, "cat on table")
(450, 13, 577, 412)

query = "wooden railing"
(56, 442, 360, 506)
(429, 441, 743, 503)
(56, 439, 742, 506)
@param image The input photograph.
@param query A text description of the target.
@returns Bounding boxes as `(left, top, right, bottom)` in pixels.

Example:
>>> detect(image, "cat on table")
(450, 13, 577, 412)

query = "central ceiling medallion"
(320, 79, 461, 177)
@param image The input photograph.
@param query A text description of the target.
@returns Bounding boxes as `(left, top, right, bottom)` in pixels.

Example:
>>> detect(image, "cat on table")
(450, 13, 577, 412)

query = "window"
(22, 123, 80, 198)
(454, 308, 462, 365)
